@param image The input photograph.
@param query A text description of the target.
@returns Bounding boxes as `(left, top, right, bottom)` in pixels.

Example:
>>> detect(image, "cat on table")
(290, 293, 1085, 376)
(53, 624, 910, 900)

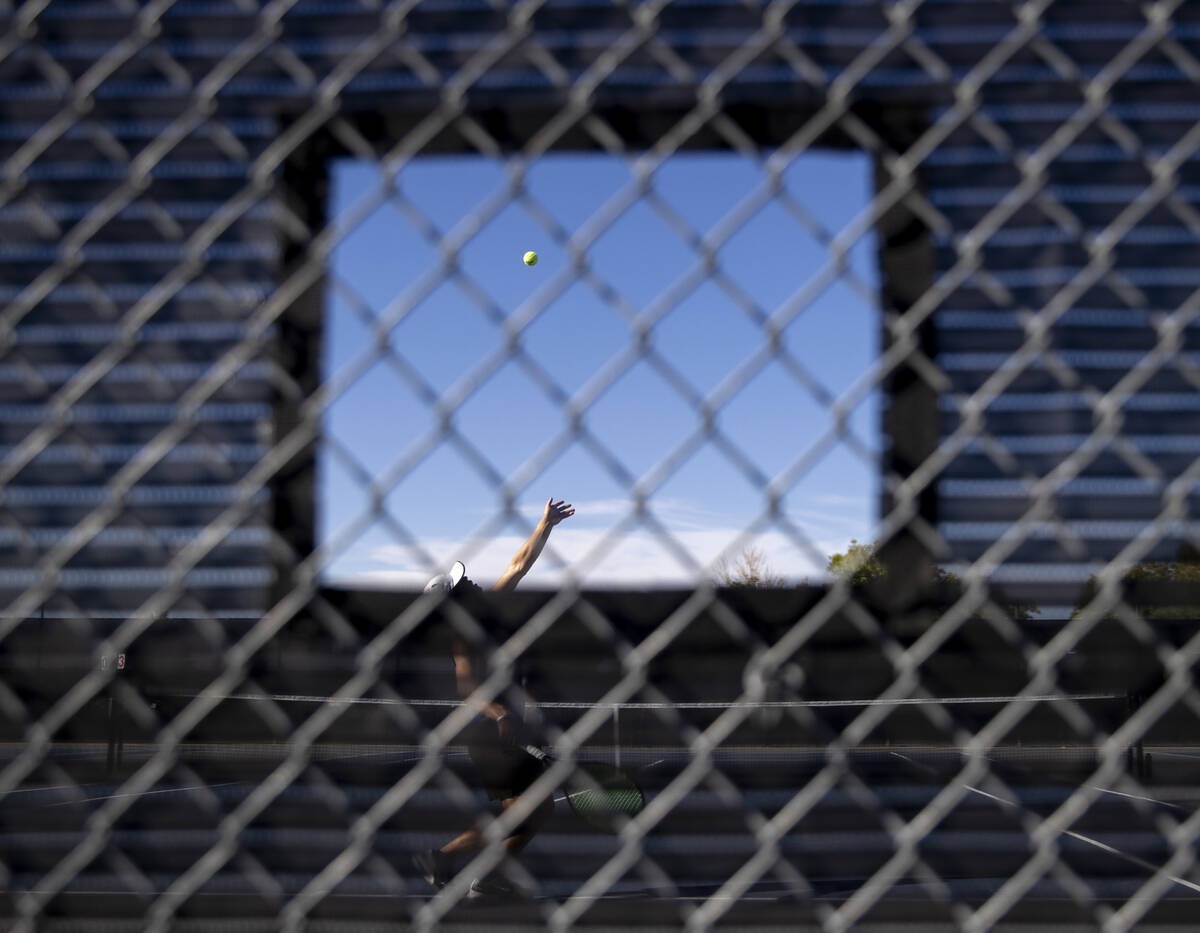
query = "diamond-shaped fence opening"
(2, 2, 1200, 932)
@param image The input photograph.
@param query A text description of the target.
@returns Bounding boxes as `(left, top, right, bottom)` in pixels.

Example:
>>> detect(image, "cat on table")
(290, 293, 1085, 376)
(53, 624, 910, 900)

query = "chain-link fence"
(3, 1, 1200, 930)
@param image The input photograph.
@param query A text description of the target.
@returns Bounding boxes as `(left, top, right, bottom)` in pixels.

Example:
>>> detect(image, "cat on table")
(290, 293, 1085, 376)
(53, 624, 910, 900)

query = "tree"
(826, 538, 1037, 620)
(826, 539, 886, 585)
(714, 546, 786, 588)
(1072, 543, 1200, 621)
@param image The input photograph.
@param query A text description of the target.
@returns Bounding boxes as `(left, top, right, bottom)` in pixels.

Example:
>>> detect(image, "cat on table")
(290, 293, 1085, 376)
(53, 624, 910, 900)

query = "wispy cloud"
(785, 506, 872, 531)
(324, 495, 874, 589)
(813, 492, 872, 508)
(508, 496, 730, 528)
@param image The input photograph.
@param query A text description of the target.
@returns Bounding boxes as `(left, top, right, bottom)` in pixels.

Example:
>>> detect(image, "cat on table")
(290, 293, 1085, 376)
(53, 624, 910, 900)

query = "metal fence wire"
(2, 0, 1200, 930)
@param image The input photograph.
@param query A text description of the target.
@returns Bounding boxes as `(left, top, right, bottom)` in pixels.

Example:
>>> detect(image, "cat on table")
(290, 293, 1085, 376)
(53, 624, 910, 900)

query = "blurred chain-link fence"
(3, 0, 1200, 930)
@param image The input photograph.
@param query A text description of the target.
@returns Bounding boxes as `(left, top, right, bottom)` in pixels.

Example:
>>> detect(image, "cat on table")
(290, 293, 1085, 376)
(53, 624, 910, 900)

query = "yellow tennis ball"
(523, 250, 538, 266)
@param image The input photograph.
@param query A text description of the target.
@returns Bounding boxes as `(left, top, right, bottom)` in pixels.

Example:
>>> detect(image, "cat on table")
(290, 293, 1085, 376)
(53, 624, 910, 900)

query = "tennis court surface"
(4, 586, 1199, 930)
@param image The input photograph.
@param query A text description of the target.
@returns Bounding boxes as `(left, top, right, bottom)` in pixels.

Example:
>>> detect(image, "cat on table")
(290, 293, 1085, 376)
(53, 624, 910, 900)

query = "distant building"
(1, 2, 1196, 622)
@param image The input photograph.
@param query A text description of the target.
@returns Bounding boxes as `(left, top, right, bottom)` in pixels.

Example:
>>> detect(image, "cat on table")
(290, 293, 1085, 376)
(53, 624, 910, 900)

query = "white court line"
(1145, 749, 1200, 761)
(1089, 786, 1185, 811)
(889, 751, 940, 776)
(42, 781, 243, 807)
(963, 784, 1200, 895)
(5, 782, 101, 796)
(159, 691, 1124, 709)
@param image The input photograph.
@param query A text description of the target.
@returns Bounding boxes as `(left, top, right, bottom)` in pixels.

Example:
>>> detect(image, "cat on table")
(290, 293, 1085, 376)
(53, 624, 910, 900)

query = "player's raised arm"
(492, 498, 574, 591)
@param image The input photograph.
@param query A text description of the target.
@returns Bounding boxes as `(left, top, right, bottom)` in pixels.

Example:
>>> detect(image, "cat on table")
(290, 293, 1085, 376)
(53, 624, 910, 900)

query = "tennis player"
(415, 497, 574, 899)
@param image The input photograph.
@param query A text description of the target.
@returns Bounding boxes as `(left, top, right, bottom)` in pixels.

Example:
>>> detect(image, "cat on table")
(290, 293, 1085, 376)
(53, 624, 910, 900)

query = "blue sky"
(317, 149, 880, 588)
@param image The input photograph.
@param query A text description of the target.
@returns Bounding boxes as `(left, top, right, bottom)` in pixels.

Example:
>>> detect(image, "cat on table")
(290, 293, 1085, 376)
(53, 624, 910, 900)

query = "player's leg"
(439, 825, 485, 855)
(416, 739, 545, 891)
(498, 791, 554, 853)
(465, 752, 552, 898)
(414, 732, 495, 890)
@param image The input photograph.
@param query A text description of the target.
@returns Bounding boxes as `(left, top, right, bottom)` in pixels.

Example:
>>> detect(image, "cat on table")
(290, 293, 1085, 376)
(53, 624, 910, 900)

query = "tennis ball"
(523, 250, 538, 266)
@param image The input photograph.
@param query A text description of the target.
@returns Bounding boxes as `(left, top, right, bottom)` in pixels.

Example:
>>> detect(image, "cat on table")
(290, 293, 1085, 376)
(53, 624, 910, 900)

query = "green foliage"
(826, 539, 886, 585)
(997, 596, 1038, 622)
(1073, 544, 1200, 620)
(1123, 560, 1200, 583)
(827, 539, 1037, 619)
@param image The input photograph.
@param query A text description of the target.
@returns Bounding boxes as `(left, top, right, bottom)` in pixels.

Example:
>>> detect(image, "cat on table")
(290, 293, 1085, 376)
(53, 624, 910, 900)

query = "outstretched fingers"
(544, 497, 575, 525)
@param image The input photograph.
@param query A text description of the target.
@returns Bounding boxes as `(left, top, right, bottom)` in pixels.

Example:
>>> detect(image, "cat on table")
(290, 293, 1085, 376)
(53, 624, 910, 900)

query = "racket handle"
(523, 744, 549, 762)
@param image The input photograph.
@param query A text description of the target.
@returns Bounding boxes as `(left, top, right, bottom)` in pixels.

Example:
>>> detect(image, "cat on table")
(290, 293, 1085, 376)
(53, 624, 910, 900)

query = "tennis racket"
(523, 745, 645, 833)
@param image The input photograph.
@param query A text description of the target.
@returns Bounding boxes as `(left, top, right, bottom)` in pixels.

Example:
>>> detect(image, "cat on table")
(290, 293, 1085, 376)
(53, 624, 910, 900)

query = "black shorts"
(463, 717, 545, 800)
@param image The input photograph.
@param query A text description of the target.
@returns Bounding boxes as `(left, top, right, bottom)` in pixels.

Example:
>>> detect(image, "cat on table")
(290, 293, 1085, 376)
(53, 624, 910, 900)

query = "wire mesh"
(1, 1, 1200, 931)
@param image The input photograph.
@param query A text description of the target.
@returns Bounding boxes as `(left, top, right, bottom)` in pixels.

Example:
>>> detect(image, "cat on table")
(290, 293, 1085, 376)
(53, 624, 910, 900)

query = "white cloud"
(508, 496, 728, 528)
(348, 568, 435, 589)
(785, 506, 872, 531)
(813, 492, 872, 508)
(322, 496, 875, 589)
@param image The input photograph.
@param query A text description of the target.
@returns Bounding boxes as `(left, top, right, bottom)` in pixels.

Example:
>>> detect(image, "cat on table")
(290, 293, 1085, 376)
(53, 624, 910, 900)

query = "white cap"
(424, 560, 466, 594)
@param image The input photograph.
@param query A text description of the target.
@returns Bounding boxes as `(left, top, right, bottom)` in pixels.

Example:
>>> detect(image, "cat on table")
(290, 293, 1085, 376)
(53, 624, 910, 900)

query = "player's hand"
(496, 715, 519, 746)
(542, 498, 574, 528)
